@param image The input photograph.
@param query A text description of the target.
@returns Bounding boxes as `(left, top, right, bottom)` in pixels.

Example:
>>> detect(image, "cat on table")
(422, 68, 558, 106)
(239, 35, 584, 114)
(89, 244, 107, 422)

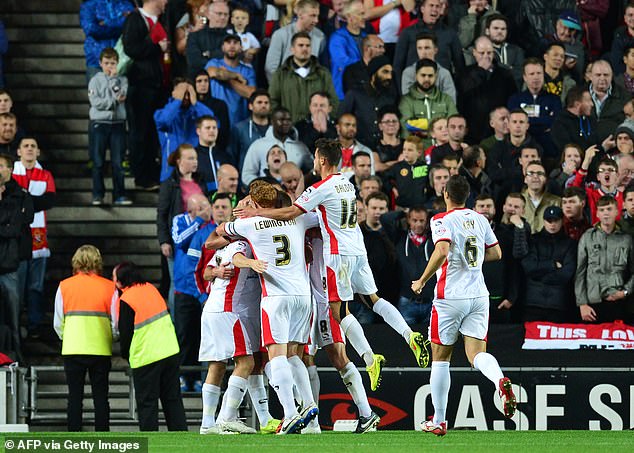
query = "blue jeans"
(397, 296, 432, 327)
(90, 121, 127, 199)
(17, 257, 47, 330)
(0, 271, 21, 359)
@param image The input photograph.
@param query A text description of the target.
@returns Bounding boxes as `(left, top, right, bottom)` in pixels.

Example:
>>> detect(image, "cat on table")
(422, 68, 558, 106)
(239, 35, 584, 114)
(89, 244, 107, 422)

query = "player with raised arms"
(411, 175, 517, 436)
(234, 138, 430, 394)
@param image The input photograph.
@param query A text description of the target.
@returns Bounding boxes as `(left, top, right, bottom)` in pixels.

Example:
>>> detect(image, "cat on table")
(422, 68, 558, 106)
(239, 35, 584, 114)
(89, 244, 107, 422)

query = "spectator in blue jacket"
(329, 0, 367, 100)
(155, 80, 215, 182)
(79, 0, 135, 83)
(508, 58, 561, 161)
(0, 20, 7, 88)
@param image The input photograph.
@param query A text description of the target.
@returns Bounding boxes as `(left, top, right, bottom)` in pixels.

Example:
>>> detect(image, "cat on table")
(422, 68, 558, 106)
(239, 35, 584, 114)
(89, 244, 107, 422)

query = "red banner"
(523, 321, 634, 350)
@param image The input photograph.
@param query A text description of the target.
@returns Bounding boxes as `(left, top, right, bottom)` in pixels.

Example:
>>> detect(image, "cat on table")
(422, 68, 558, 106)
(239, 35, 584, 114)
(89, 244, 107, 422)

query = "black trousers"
(125, 84, 163, 187)
(173, 292, 201, 381)
(132, 354, 187, 431)
(64, 355, 111, 432)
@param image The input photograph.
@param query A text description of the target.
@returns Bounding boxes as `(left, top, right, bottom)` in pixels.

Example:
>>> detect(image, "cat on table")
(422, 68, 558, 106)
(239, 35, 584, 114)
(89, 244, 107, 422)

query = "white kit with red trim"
(430, 208, 498, 300)
(294, 173, 366, 257)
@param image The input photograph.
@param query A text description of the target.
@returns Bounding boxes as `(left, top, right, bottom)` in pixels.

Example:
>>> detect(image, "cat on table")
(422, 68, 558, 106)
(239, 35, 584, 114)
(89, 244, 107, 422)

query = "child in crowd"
(88, 47, 131, 206)
(229, 6, 260, 66)
(385, 135, 429, 209)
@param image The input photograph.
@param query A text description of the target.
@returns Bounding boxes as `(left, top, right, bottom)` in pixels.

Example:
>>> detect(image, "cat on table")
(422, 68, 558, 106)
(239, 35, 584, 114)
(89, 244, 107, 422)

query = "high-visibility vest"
(120, 283, 180, 369)
(60, 273, 114, 356)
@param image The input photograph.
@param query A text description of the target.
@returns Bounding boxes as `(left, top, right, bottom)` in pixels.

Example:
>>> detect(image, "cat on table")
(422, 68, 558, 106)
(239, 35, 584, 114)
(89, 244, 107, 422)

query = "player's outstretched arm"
(205, 227, 230, 250)
(484, 244, 502, 262)
(232, 253, 268, 274)
(234, 204, 303, 221)
(411, 241, 450, 294)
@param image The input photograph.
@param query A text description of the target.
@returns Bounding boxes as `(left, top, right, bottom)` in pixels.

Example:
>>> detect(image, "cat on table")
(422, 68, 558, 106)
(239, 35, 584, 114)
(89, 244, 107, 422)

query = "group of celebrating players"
(196, 138, 517, 436)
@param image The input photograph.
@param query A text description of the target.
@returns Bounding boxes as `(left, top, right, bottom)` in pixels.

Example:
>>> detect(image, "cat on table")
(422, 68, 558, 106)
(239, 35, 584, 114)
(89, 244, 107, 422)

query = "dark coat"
(185, 27, 227, 79)
(550, 109, 601, 152)
(360, 222, 399, 303)
(522, 229, 577, 311)
(156, 170, 208, 246)
(121, 10, 164, 88)
(589, 83, 629, 142)
(0, 180, 33, 274)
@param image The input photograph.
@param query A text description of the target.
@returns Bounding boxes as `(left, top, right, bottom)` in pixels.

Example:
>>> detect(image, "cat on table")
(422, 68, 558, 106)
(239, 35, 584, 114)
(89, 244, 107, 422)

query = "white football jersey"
(225, 214, 319, 296)
(294, 173, 366, 256)
(430, 208, 498, 300)
(203, 241, 261, 314)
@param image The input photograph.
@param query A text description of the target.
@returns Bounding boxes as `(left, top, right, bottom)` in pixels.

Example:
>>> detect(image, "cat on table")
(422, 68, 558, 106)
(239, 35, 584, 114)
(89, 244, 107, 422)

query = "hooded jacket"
(399, 85, 458, 134)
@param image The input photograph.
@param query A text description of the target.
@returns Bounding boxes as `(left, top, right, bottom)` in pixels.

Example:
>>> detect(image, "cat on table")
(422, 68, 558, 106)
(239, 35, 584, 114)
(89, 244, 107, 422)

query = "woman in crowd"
(548, 143, 583, 196)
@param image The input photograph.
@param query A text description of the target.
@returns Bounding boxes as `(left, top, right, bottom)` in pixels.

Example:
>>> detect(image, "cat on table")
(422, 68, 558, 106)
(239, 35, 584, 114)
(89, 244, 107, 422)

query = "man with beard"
(457, 36, 517, 144)
(479, 14, 524, 88)
(521, 206, 577, 323)
(475, 193, 529, 323)
(241, 108, 311, 185)
(193, 71, 231, 150)
(339, 55, 399, 148)
(393, 0, 464, 82)
(268, 32, 338, 123)
(343, 34, 385, 95)
(229, 89, 270, 174)
(399, 59, 457, 135)
(400, 33, 456, 102)
(0, 112, 19, 156)
(205, 34, 256, 127)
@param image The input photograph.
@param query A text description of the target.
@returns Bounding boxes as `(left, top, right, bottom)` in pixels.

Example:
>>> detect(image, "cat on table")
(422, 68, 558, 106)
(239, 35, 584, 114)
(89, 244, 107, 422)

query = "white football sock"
(430, 361, 451, 425)
(340, 314, 374, 367)
(288, 355, 316, 406)
(339, 362, 371, 418)
(473, 352, 504, 387)
(372, 298, 412, 342)
(202, 383, 221, 428)
(218, 375, 248, 422)
(247, 374, 272, 426)
(307, 365, 320, 404)
(269, 356, 297, 419)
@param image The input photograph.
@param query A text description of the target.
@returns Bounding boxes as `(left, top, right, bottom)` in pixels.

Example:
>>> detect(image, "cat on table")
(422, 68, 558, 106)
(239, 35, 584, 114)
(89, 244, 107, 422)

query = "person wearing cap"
(205, 33, 256, 127)
(520, 160, 561, 233)
(339, 54, 399, 148)
(268, 31, 338, 123)
(614, 119, 634, 157)
(520, 205, 577, 323)
(398, 59, 457, 136)
(575, 195, 634, 323)
(541, 10, 586, 83)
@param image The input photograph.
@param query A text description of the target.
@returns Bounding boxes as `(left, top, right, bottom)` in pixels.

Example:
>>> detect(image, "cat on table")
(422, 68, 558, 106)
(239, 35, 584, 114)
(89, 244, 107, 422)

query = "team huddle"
(197, 138, 516, 436)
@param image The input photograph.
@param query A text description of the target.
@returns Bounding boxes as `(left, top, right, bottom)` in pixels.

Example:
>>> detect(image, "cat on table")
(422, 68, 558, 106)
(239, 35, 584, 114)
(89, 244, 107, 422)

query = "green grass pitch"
(3, 431, 633, 453)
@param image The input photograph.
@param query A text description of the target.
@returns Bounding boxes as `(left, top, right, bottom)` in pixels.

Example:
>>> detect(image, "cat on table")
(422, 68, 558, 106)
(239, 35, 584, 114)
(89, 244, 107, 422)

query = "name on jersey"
(463, 220, 475, 230)
(335, 184, 355, 193)
(254, 218, 297, 230)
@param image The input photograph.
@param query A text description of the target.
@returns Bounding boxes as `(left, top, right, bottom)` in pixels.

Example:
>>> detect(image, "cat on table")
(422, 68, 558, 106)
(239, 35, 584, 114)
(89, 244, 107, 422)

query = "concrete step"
(9, 57, 87, 72)
(48, 223, 157, 237)
(10, 43, 85, 58)
(55, 177, 138, 191)
(27, 118, 88, 133)
(4, 0, 83, 13)
(10, 88, 87, 103)
(24, 103, 89, 118)
(5, 73, 86, 88)
(56, 191, 159, 207)
(4, 14, 80, 27)
(47, 237, 160, 254)
(42, 148, 90, 162)
(48, 206, 156, 222)
(42, 133, 88, 147)
(5, 28, 85, 43)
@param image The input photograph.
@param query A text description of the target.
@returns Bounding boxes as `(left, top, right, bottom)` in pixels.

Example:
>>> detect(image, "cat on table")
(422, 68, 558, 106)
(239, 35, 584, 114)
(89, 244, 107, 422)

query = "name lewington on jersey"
(255, 218, 298, 230)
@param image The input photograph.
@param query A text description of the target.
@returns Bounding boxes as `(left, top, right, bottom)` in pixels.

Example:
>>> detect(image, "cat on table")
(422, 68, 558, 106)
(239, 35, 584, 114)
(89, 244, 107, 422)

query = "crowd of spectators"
(4, 0, 634, 367)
